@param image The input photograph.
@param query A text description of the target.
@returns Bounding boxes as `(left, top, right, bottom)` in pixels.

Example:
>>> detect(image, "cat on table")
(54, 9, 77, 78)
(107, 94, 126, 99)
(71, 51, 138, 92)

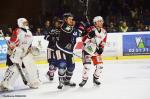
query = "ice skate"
(93, 76, 101, 85)
(79, 80, 87, 87)
(64, 81, 76, 87)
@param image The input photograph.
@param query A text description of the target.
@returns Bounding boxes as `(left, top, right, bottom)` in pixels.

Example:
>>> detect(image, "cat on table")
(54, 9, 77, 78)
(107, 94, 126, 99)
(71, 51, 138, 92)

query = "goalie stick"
(0, 30, 28, 85)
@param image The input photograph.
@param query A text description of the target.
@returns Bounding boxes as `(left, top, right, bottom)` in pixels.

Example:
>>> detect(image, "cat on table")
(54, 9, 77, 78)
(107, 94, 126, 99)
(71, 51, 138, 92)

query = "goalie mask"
(17, 18, 29, 30)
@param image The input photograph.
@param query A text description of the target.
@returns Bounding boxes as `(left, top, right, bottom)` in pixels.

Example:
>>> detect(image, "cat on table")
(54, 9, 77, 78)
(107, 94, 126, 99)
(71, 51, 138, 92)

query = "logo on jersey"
(25, 34, 31, 38)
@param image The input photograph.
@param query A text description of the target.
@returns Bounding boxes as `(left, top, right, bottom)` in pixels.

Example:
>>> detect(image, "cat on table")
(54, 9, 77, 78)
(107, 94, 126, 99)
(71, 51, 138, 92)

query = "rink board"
(0, 32, 150, 68)
(0, 55, 150, 68)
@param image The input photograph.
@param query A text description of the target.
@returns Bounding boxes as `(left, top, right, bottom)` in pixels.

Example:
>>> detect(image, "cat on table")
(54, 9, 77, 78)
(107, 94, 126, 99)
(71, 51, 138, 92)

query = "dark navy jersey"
(57, 23, 79, 51)
(44, 28, 60, 49)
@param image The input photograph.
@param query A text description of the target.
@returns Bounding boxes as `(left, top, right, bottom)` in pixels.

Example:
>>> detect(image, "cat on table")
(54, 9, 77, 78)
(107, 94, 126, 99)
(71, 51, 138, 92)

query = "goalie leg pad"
(22, 53, 41, 88)
(1, 65, 19, 91)
(10, 47, 23, 64)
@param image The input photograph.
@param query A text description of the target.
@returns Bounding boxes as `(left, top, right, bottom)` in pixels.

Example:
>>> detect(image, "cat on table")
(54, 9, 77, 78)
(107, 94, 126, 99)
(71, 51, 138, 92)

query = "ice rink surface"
(0, 59, 150, 99)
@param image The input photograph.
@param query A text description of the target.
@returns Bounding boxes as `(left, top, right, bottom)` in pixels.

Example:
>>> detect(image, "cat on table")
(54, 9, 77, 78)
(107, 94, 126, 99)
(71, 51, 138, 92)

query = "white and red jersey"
(82, 26, 107, 55)
(8, 28, 33, 53)
(83, 26, 107, 48)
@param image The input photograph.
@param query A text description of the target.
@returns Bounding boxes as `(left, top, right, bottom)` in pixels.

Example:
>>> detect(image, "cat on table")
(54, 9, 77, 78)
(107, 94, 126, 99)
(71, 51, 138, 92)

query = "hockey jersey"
(44, 28, 60, 49)
(81, 26, 107, 55)
(8, 28, 33, 54)
(57, 23, 79, 52)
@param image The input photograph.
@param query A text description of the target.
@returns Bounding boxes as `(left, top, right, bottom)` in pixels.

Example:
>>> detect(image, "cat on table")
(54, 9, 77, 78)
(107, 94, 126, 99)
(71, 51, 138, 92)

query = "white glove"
(30, 46, 40, 56)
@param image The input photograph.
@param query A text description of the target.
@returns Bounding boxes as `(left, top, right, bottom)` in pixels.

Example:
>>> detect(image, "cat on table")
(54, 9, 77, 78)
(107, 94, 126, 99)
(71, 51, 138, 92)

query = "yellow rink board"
(0, 55, 150, 68)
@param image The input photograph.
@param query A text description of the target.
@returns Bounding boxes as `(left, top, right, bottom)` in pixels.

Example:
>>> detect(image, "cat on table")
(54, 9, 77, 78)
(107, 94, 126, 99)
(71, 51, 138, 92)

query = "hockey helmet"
(93, 16, 103, 23)
(17, 18, 29, 29)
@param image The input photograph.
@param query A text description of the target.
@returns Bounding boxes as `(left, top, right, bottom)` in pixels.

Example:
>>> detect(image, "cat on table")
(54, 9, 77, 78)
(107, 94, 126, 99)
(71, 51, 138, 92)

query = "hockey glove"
(96, 46, 103, 55)
(88, 31, 95, 39)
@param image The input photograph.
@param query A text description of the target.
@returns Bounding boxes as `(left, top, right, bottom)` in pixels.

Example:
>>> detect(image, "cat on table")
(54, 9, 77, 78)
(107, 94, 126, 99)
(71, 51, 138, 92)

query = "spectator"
(107, 22, 117, 33)
(119, 21, 129, 32)
(34, 27, 42, 36)
(134, 20, 144, 31)
(3, 25, 13, 37)
(144, 25, 149, 31)
(42, 20, 51, 35)
(130, 8, 138, 20)
(6, 26, 13, 37)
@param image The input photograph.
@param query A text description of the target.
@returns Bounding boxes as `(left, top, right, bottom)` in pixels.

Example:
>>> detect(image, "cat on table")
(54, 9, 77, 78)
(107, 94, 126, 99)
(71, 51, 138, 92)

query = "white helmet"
(17, 18, 29, 29)
(93, 16, 103, 23)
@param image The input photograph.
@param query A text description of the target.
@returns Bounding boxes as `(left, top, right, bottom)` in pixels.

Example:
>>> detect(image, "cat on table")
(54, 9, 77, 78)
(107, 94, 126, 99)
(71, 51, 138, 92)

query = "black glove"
(96, 47, 103, 55)
(81, 30, 87, 36)
(88, 31, 95, 38)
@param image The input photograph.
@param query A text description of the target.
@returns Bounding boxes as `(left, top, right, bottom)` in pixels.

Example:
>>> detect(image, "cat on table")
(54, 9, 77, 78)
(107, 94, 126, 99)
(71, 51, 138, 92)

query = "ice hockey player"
(0, 18, 41, 91)
(79, 16, 107, 87)
(44, 17, 62, 81)
(56, 13, 79, 89)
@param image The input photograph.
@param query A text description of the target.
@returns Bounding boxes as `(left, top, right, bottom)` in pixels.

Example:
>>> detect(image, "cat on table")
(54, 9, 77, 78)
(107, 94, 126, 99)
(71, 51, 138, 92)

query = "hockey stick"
(0, 30, 28, 85)
(80, 0, 102, 54)
(85, 0, 90, 23)
(15, 63, 28, 85)
(56, 42, 82, 58)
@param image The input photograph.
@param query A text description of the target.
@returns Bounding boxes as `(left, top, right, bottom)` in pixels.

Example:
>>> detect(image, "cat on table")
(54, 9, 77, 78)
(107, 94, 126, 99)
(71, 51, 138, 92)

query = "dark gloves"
(88, 31, 95, 38)
(96, 46, 103, 55)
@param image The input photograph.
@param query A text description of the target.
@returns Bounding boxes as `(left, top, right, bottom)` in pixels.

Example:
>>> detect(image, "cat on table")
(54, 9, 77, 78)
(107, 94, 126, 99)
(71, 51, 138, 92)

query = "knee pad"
(58, 69, 66, 76)
(58, 59, 67, 69)
(49, 64, 55, 70)
(83, 54, 91, 64)
(67, 63, 75, 72)
(48, 59, 58, 70)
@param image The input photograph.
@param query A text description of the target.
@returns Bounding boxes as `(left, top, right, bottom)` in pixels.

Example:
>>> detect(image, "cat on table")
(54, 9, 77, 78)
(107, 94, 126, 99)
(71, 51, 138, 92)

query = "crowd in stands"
(0, 0, 150, 36)
(91, 0, 150, 33)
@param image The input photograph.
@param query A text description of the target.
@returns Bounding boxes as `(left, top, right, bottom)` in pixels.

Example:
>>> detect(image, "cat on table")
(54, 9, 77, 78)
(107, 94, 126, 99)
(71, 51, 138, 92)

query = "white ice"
(0, 59, 150, 99)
